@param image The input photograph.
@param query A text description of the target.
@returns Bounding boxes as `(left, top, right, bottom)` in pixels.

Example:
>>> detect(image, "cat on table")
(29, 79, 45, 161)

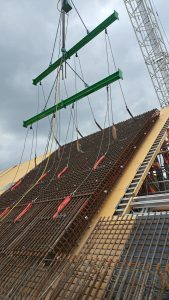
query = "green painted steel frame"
(23, 69, 123, 127)
(32, 10, 119, 85)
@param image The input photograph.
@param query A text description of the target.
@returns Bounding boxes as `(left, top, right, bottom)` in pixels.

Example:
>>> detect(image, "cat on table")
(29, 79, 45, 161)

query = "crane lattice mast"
(124, 0, 169, 107)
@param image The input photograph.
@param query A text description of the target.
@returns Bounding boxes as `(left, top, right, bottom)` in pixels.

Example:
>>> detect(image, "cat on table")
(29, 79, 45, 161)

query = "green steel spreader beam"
(32, 10, 119, 86)
(23, 69, 123, 127)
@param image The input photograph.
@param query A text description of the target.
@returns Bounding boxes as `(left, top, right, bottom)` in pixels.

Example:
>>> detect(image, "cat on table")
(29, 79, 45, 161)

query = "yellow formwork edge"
(0, 153, 51, 195)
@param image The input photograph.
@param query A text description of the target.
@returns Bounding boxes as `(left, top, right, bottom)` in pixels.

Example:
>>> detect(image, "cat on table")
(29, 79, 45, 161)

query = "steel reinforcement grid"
(44, 213, 169, 300)
(0, 109, 161, 299)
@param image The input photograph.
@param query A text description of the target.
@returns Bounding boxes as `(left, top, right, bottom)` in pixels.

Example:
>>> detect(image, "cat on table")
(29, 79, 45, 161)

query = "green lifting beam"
(23, 69, 123, 128)
(32, 10, 119, 86)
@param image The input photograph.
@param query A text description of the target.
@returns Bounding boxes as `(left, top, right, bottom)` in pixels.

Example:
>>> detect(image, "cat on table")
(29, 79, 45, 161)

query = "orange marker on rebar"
(57, 166, 69, 179)
(14, 203, 32, 223)
(93, 155, 105, 171)
(11, 180, 22, 191)
(52, 195, 72, 220)
(0, 207, 10, 219)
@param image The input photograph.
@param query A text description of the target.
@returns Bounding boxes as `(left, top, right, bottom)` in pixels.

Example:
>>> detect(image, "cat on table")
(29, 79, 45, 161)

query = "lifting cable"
(72, 95, 110, 194)
(34, 84, 40, 167)
(12, 128, 34, 189)
(74, 54, 81, 147)
(10, 128, 29, 187)
(2, 113, 57, 221)
(23, 126, 35, 177)
(64, 64, 83, 156)
(3, 71, 74, 221)
(70, 0, 89, 34)
(33, 108, 74, 200)
(66, 54, 84, 152)
(76, 53, 103, 131)
(39, 74, 61, 150)
(50, 12, 62, 66)
(106, 86, 113, 155)
(1, 2, 70, 220)
(105, 29, 135, 121)
(104, 30, 117, 143)
(2, 107, 56, 220)
(66, 61, 88, 87)
(35, 19, 62, 174)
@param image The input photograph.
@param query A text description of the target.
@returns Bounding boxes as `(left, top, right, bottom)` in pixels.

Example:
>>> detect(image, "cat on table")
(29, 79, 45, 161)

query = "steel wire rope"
(29, 70, 63, 191)
(104, 31, 115, 156)
(46, 15, 82, 171)
(0, 7, 83, 288)
(74, 42, 111, 160)
(0, 85, 57, 219)
(70, 0, 89, 34)
(57, 0, 61, 13)
(66, 61, 88, 87)
(0, 128, 28, 183)
(50, 12, 62, 66)
(105, 30, 114, 126)
(9, 109, 71, 212)
(30, 81, 60, 185)
(0, 85, 73, 260)
(0, 118, 55, 222)
(41, 9, 69, 117)
(66, 108, 76, 166)
(32, 67, 109, 208)
(0, 128, 29, 207)
(63, 54, 110, 180)
(63, 79, 88, 174)
(63, 77, 85, 167)
(62, 60, 77, 163)
(29, 109, 74, 205)
(74, 55, 79, 141)
(105, 86, 112, 155)
(35, 19, 64, 176)
(1, 5, 107, 230)
(40, 10, 67, 113)
(23, 85, 44, 190)
(26, 112, 54, 186)
(1, 128, 29, 191)
(76, 53, 103, 130)
(4, 86, 52, 212)
(106, 29, 135, 120)
(33, 12, 72, 182)
(39, 24, 63, 159)
(10, 127, 37, 206)
(14, 74, 75, 209)
(65, 56, 83, 167)
(2, 83, 112, 299)
(20, 126, 36, 182)
(71, 94, 109, 195)
(34, 84, 40, 168)
(63, 71, 99, 175)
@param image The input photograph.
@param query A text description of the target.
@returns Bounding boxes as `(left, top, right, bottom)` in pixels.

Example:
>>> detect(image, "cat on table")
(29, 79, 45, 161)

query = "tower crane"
(124, 0, 169, 107)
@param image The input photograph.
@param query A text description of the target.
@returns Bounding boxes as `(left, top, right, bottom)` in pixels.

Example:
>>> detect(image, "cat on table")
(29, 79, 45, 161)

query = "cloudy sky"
(0, 0, 169, 170)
